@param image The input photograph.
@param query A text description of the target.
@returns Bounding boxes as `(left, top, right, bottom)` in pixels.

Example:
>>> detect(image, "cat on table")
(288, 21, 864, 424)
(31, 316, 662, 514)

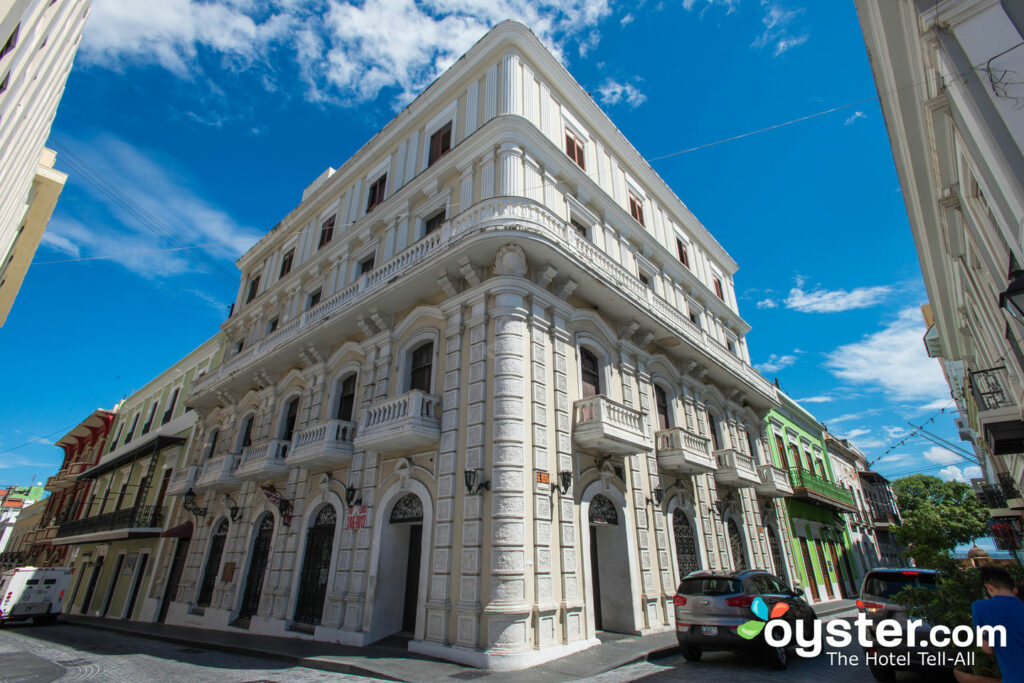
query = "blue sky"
(0, 0, 979, 490)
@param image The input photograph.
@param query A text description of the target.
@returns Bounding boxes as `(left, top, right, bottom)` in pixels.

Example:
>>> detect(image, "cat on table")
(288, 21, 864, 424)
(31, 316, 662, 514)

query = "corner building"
(169, 22, 788, 669)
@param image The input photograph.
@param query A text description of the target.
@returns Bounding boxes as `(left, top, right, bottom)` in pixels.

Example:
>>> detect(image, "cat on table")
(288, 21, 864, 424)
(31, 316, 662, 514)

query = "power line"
(0, 422, 85, 456)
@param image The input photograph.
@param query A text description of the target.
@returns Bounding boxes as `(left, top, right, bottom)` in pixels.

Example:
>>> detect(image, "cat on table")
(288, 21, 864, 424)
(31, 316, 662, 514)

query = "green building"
(765, 391, 858, 604)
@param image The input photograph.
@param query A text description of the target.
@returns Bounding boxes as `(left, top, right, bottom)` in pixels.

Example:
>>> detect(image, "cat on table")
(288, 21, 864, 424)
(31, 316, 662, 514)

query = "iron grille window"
(279, 249, 294, 278)
(365, 173, 387, 212)
(673, 511, 700, 576)
(293, 506, 337, 625)
(428, 122, 452, 166)
(565, 128, 585, 170)
(239, 514, 274, 620)
(196, 520, 228, 607)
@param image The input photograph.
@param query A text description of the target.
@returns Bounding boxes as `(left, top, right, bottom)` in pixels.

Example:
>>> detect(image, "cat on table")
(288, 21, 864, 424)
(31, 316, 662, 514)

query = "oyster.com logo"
(737, 597, 789, 639)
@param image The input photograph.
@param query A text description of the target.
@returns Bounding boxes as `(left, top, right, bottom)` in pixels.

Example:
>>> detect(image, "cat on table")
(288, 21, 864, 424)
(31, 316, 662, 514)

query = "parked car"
(0, 566, 72, 625)
(857, 568, 941, 682)
(674, 569, 817, 669)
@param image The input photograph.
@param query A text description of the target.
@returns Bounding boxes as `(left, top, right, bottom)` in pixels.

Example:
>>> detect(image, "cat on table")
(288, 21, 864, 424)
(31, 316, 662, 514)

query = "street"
(0, 621, 376, 683)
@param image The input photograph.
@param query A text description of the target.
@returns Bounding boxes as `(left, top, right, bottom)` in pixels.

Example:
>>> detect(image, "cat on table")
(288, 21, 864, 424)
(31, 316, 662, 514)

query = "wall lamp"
(183, 488, 207, 517)
(465, 468, 490, 496)
(710, 499, 725, 519)
(552, 471, 573, 496)
(345, 484, 363, 508)
(647, 486, 665, 508)
(223, 494, 242, 523)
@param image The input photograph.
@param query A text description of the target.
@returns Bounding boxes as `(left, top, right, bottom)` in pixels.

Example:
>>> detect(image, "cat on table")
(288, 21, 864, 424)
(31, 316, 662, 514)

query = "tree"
(891, 474, 988, 568)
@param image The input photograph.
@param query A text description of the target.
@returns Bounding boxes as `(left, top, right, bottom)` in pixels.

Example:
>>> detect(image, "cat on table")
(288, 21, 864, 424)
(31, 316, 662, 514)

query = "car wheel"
(767, 645, 788, 669)
(681, 646, 702, 662)
(868, 663, 896, 682)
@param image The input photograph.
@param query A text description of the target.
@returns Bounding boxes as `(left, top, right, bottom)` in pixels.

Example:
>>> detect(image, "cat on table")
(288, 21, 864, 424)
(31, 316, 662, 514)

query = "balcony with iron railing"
(970, 366, 1018, 417)
(655, 427, 714, 474)
(288, 419, 357, 471)
(713, 448, 761, 488)
(788, 468, 857, 512)
(353, 390, 441, 453)
(870, 507, 900, 527)
(573, 395, 651, 456)
(55, 505, 164, 540)
(754, 464, 794, 498)
(194, 452, 242, 492)
(189, 198, 775, 405)
(973, 476, 1023, 512)
(235, 439, 291, 482)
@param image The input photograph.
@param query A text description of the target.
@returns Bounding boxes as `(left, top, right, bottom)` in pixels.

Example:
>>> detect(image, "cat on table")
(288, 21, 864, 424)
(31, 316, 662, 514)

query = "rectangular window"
(318, 215, 336, 249)
(676, 238, 689, 268)
(245, 275, 260, 303)
(570, 218, 589, 239)
(714, 277, 724, 300)
(638, 272, 652, 289)
(161, 388, 180, 425)
(366, 173, 387, 212)
(0, 25, 17, 60)
(428, 121, 452, 166)
(267, 317, 279, 334)
(279, 249, 294, 278)
(424, 209, 445, 237)
(141, 402, 158, 435)
(307, 289, 322, 309)
(565, 128, 585, 170)
(124, 413, 140, 444)
(358, 255, 375, 275)
(628, 191, 645, 226)
(234, 340, 244, 355)
(689, 312, 701, 329)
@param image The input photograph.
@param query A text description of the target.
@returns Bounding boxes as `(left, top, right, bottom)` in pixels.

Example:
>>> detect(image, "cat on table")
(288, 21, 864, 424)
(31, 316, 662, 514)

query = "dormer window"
(318, 216, 335, 249)
(428, 121, 452, 166)
(245, 275, 260, 303)
(628, 191, 645, 226)
(676, 238, 689, 268)
(565, 128, 585, 170)
(366, 173, 387, 212)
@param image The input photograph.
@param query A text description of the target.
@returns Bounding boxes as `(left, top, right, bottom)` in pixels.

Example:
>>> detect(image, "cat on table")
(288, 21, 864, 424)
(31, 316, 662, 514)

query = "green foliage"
(891, 474, 989, 567)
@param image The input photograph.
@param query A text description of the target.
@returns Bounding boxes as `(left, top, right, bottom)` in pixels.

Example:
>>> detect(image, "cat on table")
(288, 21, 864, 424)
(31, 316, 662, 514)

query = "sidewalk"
(59, 615, 679, 682)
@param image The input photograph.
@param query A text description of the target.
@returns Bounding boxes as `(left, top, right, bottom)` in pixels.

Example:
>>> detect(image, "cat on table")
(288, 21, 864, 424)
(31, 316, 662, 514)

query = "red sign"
(536, 471, 550, 484)
(346, 505, 368, 530)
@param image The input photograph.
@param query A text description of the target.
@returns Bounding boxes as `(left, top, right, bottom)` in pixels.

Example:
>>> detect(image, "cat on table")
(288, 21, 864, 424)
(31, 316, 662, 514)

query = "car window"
(25, 579, 39, 585)
(862, 572, 936, 599)
(43, 579, 56, 585)
(679, 577, 743, 595)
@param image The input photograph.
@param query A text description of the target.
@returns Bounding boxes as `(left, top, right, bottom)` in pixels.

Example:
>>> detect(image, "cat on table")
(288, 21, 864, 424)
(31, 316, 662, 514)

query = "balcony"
(787, 468, 857, 512)
(572, 395, 651, 455)
(43, 461, 91, 492)
(43, 473, 65, 492)
(972, 476, 1023, 514)
(870, 508, 900, 528)
(354, 391, 441, 453)
(167, 466, 200, 496)
(655, 427, 714, 474)
(194, 453, 242, 492)
(55, 505, 164, 540)
(288, 419, 356, 471)
(712, 449, 761, 488)
(754, 464, 794, 497)
(235, 439, 291, 482)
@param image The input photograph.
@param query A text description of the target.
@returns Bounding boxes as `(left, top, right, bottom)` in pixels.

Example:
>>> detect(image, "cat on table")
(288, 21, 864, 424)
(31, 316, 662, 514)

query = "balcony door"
(335, 374, 357, 422)
(727, 519, 747, 570)
(706, 409, 721, 450)
(409, 342, 433, 393)
(672, 510, 700, 578)
(580, 348, 601, 398)
(654, 385, 670, 431)
(238, 514, 274, 621)
(197, 519, 228, 607)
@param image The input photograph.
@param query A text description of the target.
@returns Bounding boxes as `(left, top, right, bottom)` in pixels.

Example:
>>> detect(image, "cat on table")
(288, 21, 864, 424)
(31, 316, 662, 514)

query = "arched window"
(673, 510, 700, 577)
(409, 342, 433, 392)
(654, 385, 671, 431)
(239, 514, 274, 620)
(238, 415, 255, 451)
(580, 348, 601, 397)
(293, 506, 337, 625)
(279, 396, 300, 442)
(789, 443, 803, 471)
(204, 429, 219, 460)
(727, 519, 747, 570)
(766, 525, 789, 585)
(335, 374, 357, 422)
(774, 434, 789, 469)
(746, 431, 759, 463)
(197, 519, 229, 607)
(706, 409, 721, 450)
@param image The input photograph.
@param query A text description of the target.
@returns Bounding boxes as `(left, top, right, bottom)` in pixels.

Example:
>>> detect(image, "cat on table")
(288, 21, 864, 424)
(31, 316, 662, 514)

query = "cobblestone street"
(0, 622, 375, 683)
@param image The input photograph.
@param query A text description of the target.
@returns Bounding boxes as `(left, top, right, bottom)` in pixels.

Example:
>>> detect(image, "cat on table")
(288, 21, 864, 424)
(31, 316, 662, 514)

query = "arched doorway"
(293, 505, 337, 625)
(588, 493, 632, 633)
(238, 514, 275, 622)
(371, 493, 424, 639)
(673, 510, 701, 579)
(766, 524, 789, 585)
(197, 519, 229, 607)
(727, 518, 748, 570)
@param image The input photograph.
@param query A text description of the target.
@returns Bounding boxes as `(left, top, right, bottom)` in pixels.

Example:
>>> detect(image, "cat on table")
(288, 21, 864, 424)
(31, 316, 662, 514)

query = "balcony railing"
(973, 477, 1022, 511)
(288, 419, 356, 471)
(787, 468, 856, 511)
(573, 395, 651, 455)
(713, 448, 761, 488)
(167, 466, 200, 496)
(189, 198, 774, 403)
(754, 464, 794, 497)
(970, 367, 1016, 412)
(194, 452, 242, 492)
(870, 508, 900, 526)
(55, 505, 164, 539)
(235, 439, 291, 482)
(655, 427, 714, 474)
(353, 390, 441, 452)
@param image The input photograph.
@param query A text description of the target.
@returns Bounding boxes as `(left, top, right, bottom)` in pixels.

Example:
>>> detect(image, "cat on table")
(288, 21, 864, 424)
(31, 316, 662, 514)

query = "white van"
(0, 567, 72, 624)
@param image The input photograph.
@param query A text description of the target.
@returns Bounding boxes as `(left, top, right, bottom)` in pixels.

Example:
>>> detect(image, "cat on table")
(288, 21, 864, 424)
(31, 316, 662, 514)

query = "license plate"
(701, 626, 718, 636)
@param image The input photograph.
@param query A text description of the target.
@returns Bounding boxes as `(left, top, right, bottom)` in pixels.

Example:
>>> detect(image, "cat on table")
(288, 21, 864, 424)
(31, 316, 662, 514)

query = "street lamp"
(182, 488, 207, 517)
(647, 486, 665, 508)
(464, 468, 490, 495)
(552, 471, 572, 496)
(345, 484, 362, 508)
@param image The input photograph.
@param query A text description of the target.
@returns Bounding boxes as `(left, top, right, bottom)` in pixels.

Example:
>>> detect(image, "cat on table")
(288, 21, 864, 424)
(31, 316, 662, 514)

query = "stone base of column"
(409, 634, 600, 671)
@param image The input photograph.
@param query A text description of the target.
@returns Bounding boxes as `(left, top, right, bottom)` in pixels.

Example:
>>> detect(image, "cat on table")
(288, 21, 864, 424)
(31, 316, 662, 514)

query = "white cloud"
(785, 277, 892, 313)
(877, 452, 913, 465)
(843, 428, 871, 440)
(923, 446, 962, 466)
(620, 13, 634, 26)
(796, 395, 833, 404)
(755, 353, 797, 374)
(596, 78, 647, 108)
(39, 229, 81, 258)
(917, 398, 953, 413)
(824, 308, 950, 401)
(844, 110, 867, 126)
(81, 0, 614, 108)
(751, 1, 808, 57)
(756, 298, 778, 309)
(938, 465, 982, 482)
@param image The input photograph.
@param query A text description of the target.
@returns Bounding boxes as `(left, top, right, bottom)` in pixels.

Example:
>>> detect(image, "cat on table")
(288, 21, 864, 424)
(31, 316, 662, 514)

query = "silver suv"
(857, 568, 941, 682)
(674, 569, 817, 669)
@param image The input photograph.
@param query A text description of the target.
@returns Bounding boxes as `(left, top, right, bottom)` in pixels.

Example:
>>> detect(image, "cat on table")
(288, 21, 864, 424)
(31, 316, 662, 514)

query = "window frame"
(279, 248, 294, 279)
(306, 288, 322, 310)
(565, 127, 586, 170)
(318, 215, 336, 250)
(423, 209, 445, 238)
(245, 275, 261, 304)
(427, 121, 453, 167)
(628, 191, 645, 226)
(675, 237, 690, 268)
(365, 173, 387, 213)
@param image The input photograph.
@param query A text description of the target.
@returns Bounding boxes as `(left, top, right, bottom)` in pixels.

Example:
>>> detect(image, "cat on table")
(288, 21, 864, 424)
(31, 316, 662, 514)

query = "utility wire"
(0, 422, 85, 456)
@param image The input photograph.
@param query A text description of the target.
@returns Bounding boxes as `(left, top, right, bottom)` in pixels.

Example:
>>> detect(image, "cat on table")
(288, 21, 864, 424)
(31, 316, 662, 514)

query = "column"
(498, 143, 523, 197)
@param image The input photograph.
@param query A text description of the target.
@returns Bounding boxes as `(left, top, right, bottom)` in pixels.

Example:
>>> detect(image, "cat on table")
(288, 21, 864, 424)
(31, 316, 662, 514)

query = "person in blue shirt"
(972, 566, 1024, 683)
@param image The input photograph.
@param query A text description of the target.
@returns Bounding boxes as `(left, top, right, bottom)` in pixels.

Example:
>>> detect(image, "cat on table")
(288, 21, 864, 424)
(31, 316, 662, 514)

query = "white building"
(856, 0, 1024, 509)
(0, 0, 90, 325)
(162, 21, 791, 669)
